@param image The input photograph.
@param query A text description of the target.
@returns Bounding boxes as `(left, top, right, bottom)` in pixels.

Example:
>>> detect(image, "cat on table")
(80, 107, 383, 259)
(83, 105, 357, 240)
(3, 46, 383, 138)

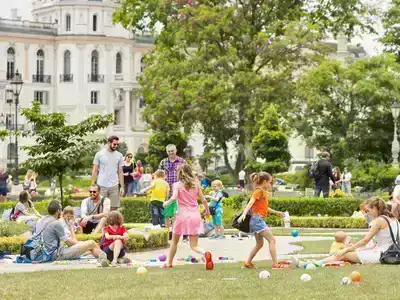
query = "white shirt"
(239, 170, 246, 181)
(93, 149, 124, 188)
(342, 172, 352, 182)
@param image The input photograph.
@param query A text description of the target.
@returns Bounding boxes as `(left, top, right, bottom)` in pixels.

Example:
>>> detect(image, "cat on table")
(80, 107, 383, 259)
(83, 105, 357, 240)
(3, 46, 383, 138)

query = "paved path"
(0, 235, 332, 274)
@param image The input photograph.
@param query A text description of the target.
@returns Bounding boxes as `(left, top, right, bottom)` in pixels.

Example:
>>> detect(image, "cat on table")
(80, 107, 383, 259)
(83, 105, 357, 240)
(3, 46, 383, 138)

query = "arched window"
(7, 143, 16, 160)
(36, 50, 44, 77)
(93, 15, 97, 32)
(116, 52, 122, 74)
(140, 57, 146, 73)
(137, 146, 145, 154)
(66, 14, 71, 31)
(7, 48, 15, 80)
(64, 50, 71, 75)
(91, 50, 99, 76)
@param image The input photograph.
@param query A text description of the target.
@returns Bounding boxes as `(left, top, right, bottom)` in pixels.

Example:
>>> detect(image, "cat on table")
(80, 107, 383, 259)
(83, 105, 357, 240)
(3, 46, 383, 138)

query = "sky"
(0, 0, 392, 56)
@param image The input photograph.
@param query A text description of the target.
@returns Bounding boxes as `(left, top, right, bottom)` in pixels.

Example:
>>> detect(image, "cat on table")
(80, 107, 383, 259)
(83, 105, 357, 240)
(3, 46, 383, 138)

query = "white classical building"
(0, 0, 367, 172)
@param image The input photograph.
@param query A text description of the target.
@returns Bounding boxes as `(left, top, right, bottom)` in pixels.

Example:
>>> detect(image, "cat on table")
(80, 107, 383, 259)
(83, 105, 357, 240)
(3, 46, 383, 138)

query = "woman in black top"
(122, 153, 135, 196)
(332, 166, 342, 192)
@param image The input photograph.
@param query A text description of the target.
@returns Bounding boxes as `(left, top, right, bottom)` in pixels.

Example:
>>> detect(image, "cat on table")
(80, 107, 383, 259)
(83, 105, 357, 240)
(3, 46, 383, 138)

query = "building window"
(7, 143, 16, 160)
(64, 50, 71, 75)
(34, 91, 48, 105)
(91, 91, 99, 104)
(140, 57, 146, 73)
(93, 15, 97, 32)
(116, 52, 122, 74)
(66, 14, 71, 31)
(305, 146, 314, 160)
(36, 50, 44, 77)
(91, 50, 99, 76)
(7, 48, 15, 80)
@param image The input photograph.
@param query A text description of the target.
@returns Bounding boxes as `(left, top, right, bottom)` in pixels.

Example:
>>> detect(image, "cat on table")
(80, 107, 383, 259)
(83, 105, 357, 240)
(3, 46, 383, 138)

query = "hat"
(396, 175, 400, 185)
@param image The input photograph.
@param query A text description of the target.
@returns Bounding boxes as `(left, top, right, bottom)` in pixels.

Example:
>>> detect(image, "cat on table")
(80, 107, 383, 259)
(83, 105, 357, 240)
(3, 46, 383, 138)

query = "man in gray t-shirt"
(31, 200, 107, 264)
(91, 135, 124, 211)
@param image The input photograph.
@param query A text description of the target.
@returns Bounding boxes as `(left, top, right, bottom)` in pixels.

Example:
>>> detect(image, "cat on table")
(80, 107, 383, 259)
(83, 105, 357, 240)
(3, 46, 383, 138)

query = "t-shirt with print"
(101, 225, 127, 250)
(209, 190, 224, 214)
(251, 188, 268, 217)
(93, 149, 124, 188)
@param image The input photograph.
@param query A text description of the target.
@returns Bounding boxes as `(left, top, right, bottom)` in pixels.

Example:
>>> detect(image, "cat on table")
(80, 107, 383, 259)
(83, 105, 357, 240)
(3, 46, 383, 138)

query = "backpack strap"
(381, 216, 400, 250)
(97, 197, 105, 214)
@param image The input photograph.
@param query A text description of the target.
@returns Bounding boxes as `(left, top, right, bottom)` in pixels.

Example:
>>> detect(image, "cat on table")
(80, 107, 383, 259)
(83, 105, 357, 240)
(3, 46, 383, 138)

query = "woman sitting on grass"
(11, 191, 41, 225)
(292, 197, 399, 267)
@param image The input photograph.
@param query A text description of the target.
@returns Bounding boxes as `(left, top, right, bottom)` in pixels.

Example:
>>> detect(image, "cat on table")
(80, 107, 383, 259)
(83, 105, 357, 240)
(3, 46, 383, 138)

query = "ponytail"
(250, 172, 272, 185)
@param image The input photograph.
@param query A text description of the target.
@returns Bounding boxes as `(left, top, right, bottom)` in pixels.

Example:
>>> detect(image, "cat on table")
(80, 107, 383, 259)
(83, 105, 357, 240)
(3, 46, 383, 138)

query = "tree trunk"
(58, 174, 64, 208)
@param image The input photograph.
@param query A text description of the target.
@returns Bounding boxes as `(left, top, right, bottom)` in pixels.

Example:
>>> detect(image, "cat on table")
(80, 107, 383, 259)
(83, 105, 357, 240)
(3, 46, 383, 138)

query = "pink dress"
(173, 182, 204, 236)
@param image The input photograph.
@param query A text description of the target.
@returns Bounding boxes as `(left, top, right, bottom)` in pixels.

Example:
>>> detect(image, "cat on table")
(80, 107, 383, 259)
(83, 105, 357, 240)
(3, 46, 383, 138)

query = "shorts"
(212, 213, 223, 226)
(356, 248, 382, 264)
(249, 215, 269, 234)
(164, 201, 178, 218)
(57, 242, 89, 260)
(100, 185, 120, 208)
(104, 246, 126, 261)
(0, 186, 8, 196)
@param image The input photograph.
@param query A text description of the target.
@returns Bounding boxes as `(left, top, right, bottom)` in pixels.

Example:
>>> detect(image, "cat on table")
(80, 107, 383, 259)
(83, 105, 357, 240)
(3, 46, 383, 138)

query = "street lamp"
(391, 101, 400, 168)
(6, 90, 13, 166)
(9, 69, 24, 186)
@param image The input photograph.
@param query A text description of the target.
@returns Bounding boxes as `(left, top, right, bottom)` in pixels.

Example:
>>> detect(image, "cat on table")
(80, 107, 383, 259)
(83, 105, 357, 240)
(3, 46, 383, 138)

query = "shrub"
(0, 230, 168, 254)
(351, 160, 398, 191)
(275, 168, 313, 189)
(0, 222, 30, 237)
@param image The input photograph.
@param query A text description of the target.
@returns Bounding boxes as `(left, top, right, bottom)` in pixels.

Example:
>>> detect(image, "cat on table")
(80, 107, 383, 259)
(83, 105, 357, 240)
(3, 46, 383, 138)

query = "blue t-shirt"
(209, 190, 224, 214)
(93, 149, 124, 188)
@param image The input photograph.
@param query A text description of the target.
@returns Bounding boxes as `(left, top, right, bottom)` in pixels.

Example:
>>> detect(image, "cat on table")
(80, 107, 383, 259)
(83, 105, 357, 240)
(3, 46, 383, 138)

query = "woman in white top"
(341, 167, 352, 195)
(293, 197, 399, 266)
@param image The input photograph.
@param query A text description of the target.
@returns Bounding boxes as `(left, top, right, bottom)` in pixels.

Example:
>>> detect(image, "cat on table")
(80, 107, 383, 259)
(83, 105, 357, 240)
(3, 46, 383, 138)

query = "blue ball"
(291, 230, 299, 237)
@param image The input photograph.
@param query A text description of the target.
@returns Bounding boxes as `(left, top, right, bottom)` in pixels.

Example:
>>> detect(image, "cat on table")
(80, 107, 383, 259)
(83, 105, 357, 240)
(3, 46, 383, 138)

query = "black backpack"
(308, 161, 321, 179)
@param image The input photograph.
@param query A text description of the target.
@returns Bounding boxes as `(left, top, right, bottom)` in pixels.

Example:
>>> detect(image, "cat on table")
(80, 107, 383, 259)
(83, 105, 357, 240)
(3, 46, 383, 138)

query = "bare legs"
(109, 239, 123, 263)
(245, 229, 277, 265)
(293, 251, 361, 268)
(167, 234, 206, 266)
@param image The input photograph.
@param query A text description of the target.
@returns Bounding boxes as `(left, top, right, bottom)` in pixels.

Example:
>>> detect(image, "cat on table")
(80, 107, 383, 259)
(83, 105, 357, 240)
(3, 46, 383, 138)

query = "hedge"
(0, 230, 168, 254)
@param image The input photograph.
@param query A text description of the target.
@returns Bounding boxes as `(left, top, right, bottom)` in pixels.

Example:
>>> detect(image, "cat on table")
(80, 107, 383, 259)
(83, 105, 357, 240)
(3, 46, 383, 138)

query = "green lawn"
(0, 263, 398, 300)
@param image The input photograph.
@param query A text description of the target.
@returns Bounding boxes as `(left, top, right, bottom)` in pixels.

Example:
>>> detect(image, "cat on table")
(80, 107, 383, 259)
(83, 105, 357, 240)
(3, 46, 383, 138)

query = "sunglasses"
(89, 191, 97, 194)
(127, 156, 132, 159)
(112, 143, 119, 147)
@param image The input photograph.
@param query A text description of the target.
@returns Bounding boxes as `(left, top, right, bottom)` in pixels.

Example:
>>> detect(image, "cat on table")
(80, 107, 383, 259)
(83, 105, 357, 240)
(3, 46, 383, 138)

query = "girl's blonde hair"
(145, 167, 152, 173)
(250, 172, 272, 185)
(63, 206, 74, 215)
(154, 169, 165, 178)
(178, 164, 196, 189)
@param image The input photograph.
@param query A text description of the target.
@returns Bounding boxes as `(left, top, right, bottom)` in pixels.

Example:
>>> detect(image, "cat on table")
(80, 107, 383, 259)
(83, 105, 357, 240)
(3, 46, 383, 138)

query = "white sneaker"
(98, 252, 109, 267)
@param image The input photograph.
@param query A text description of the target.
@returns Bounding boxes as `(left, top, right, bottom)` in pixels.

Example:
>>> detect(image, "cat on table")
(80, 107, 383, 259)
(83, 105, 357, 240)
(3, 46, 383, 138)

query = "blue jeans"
(150, 200, 165, 226)
(133, 179, 140, 194)
(124, 182, 134, 196)
(314, 184, 329, 198)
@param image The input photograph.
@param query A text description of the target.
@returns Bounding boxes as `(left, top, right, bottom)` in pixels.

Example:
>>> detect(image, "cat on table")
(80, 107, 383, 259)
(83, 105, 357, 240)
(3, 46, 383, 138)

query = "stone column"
(24, 44, 29, 81)
(124, 88, 132, 132)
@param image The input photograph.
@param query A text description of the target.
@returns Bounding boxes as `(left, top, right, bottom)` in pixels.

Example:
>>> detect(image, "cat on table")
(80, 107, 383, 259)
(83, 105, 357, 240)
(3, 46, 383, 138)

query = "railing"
(6, 73, 16, 80)
(60, 74, 73, 82)
(32, 75, 51, 83)
(6, 124, 24, 130)
(88, 74, 104, 83)
(112, 125, 124, 132)
(0, 18, 57, 35)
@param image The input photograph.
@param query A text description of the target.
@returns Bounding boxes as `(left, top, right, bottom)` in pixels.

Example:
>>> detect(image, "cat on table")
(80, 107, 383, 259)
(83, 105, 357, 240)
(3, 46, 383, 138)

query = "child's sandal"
(242, 262, 256, 269)
(162, 264, 173, 269)
(272, 262, 286, 269)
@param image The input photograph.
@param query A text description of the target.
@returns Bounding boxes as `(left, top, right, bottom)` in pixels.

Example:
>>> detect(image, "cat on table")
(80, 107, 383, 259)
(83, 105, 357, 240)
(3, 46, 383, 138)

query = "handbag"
(380, 216, 400, 264)
(209, 196, 223, 216)
(231, 188, 263, 233)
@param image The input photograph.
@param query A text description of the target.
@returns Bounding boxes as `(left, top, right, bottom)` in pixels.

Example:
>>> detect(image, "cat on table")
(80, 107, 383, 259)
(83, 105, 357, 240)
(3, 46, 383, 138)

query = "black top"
(0, 172, 8, 186)
(122, 164, 134, 184)
(316, 159, 335, 185)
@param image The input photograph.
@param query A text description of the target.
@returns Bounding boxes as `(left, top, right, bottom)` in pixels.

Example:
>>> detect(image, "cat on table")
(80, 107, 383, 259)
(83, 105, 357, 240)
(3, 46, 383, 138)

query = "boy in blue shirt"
(207, 180, 225, 239)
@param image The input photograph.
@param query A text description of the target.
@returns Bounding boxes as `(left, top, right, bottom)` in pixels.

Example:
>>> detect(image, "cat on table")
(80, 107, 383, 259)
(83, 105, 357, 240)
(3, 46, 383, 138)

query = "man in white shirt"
(91, 135, 124, 211)
(238, 170, 246, 189)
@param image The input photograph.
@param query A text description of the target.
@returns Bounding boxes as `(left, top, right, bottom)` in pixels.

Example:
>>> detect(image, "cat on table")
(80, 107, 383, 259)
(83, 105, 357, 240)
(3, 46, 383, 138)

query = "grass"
(0, 263, 398, 300)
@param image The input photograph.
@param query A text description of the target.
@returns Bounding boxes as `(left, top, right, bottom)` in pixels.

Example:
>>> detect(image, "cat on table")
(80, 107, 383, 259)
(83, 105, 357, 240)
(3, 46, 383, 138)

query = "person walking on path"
(91, 136, 124, 211)
(122, 153, 135, 197)
(0, 167, 9, 202)
(132, 160, 144, 193)
(158, 144, 186, 239)
(314, 152, 335, 198)
(238, 169, 246, 189)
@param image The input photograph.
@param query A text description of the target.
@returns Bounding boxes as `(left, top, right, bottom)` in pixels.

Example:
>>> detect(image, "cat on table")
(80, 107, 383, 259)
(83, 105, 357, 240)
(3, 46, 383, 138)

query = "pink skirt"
(173, 210, 204, 236)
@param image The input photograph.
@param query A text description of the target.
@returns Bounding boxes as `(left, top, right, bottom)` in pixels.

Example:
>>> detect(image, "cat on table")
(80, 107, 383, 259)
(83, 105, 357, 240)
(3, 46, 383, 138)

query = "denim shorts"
(212, 213, 222, 226)
(249, 215, 268, 234)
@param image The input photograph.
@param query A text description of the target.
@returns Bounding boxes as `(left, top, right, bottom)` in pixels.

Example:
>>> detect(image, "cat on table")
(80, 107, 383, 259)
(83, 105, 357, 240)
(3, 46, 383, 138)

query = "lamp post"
(391, 101, 400, 168)
(9, 70, 24, 186)
(6, 89, 13, 166)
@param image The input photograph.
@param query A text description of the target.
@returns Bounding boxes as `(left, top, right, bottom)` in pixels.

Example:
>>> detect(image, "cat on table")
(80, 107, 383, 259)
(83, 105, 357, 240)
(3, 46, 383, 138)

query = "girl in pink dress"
(163, 164, 213, 269)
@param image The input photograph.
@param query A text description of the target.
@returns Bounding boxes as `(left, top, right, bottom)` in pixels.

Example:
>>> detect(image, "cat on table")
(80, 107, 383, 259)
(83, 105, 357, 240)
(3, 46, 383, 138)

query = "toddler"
(329, 231, 350, 254)
(61, 206, 82, 238)
(207, 180, 225, 239)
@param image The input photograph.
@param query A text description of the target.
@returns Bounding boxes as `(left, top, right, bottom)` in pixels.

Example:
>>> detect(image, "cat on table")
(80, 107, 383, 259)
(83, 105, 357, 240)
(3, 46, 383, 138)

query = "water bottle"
(284, 211, 291, 228)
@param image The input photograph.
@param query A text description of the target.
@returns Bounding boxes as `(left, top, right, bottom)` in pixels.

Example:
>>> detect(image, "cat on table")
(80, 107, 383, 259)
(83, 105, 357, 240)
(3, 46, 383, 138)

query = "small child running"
(238, 172, 285, 269)
(101, 211, 131, 267)
(162, 164, 214, 269)
(207, 180, 225, 239)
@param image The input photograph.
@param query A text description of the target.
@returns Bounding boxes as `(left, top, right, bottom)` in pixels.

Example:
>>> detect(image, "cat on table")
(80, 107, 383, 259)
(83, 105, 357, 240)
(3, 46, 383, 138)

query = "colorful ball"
(349, 271, 362, 283)
(291, 230, 299, 237)
(136, 266, 148, 275)
(300, 274, 311, 282)
(341, 277, 352, 285)
(305, 263, 317, 270)
(259, 270, 271, 279)
(159, 255, 167, 262)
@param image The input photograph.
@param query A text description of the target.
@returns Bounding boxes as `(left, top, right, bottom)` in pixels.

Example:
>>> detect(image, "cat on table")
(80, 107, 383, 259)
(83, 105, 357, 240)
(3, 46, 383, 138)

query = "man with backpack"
(24, 200, 107, 264)
(310, 152, 335, 198)
(80, 184, 111, 234)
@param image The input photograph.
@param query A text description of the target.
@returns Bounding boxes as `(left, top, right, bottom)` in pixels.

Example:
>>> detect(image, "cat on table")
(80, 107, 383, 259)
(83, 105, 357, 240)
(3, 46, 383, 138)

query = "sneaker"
(98, 252, 109, 268)
(118, 257, 132, 264)
(209, 234, 217, 239)
(242, 262, 256, 269)
(204, 251, 214, 270)
(110, 261, 120, 268)
(216, 235, 225, 240)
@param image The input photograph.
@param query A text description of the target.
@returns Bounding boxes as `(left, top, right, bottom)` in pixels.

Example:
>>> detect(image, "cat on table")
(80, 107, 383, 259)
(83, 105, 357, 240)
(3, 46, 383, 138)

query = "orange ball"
(349, 271, 362, 283)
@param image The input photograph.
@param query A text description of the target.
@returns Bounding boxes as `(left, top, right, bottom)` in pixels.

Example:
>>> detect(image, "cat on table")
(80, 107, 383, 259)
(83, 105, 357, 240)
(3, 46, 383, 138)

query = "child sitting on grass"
(198, 204, 215, 238)
(207, 180, 225, 239)
(61, 206, 83, 238)
(101, 211, 131, 267)
(329, 231, 351, 255)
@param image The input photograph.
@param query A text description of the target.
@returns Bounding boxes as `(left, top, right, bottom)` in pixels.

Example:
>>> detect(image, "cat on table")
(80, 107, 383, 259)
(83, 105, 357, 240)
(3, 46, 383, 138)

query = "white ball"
(300, 274, 312, 282)
(306, 263, 317, 270)
(136, 266, 148, 275)
(259, 270, 271, 279)
(341, 277, 352, 285)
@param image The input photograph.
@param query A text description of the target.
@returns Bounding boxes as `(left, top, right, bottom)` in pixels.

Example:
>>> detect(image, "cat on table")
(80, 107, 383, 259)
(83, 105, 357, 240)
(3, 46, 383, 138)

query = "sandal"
(162, 264, 173, 269)
(242, 262, 256, 269)
(272, 262, 286, 269)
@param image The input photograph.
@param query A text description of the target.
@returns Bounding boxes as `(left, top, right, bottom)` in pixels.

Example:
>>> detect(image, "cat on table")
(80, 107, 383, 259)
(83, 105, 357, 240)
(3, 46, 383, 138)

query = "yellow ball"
(136, 266, 148, 275)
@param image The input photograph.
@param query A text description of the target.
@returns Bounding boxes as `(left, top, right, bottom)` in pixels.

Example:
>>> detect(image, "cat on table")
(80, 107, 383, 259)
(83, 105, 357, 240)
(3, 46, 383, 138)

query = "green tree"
(247, 105, 291, 174)
(0, 130, 7, 141)
(20, 102, 114, 206)
(381, 0, 400, 56)
(292, 54, 400, 166)
(146, 129, 188, 170)
(114, 0, 375, 178)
